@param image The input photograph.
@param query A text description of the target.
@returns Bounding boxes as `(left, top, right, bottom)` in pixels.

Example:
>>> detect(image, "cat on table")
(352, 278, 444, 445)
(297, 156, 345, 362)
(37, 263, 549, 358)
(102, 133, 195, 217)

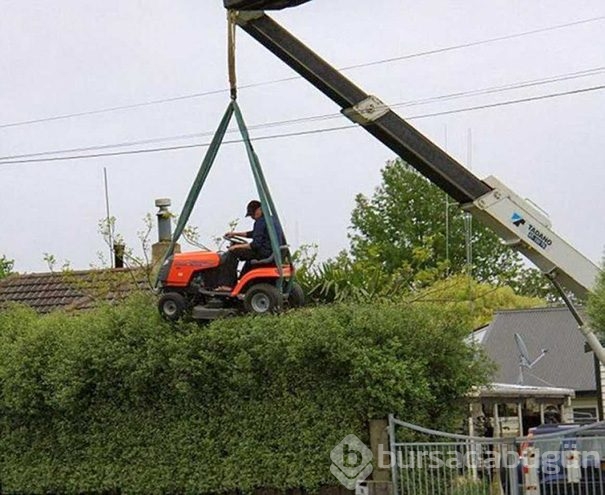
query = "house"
(0, 198, 177, 314)
(469, 306, 604, 435)
(0, 268, 150, 313)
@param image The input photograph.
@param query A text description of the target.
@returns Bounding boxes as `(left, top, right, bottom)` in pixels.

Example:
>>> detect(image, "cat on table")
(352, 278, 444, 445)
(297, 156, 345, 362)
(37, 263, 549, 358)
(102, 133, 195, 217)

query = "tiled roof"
(477, 307, 594, 392)
(0, 268, 150, 314)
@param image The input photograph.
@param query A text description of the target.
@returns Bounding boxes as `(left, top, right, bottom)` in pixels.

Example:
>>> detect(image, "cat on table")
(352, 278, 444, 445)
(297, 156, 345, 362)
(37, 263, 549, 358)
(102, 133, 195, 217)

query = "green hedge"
(0, 295, 490, 494)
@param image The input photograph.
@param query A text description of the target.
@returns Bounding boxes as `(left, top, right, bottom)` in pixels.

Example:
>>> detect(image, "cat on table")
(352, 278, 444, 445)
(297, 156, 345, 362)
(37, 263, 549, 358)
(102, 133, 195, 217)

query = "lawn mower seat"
(249, 245, 290, 266)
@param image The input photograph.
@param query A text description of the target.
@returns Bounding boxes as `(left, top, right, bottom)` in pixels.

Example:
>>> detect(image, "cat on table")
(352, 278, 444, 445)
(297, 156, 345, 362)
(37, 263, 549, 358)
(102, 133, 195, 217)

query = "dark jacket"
(247, 215, 285, 258)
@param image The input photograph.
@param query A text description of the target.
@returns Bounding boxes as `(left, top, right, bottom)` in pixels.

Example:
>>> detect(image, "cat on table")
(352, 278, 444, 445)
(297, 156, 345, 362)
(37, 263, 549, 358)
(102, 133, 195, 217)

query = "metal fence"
(388, 416, 605, 495)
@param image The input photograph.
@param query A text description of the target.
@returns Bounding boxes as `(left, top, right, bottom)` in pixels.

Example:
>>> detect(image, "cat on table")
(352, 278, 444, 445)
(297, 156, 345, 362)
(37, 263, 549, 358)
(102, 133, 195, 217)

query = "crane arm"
(225, 4, 603, 359)
(229, 11, 490, 205)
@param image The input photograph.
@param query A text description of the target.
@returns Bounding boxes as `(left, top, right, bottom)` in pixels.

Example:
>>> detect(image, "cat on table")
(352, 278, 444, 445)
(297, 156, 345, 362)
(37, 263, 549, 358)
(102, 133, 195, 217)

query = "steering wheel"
(223, 234, 248, 245)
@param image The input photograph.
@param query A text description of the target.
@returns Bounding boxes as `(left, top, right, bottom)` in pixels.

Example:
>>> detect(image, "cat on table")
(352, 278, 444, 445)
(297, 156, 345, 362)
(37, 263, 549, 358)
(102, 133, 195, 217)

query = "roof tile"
(0, 268, 149, 314)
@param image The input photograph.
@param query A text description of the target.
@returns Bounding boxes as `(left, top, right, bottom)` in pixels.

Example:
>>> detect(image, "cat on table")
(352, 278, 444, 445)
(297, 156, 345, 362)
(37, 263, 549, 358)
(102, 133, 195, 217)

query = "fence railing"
(388, 416, 605, 495)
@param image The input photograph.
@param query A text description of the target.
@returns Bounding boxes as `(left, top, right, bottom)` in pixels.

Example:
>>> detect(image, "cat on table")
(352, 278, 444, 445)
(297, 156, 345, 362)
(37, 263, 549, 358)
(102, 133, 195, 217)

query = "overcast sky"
(1, 0, 604, 274)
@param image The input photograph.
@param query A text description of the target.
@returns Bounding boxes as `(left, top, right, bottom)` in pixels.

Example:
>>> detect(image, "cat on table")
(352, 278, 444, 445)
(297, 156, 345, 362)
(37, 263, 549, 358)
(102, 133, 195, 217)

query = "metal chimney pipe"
(155, 198, 173, 242)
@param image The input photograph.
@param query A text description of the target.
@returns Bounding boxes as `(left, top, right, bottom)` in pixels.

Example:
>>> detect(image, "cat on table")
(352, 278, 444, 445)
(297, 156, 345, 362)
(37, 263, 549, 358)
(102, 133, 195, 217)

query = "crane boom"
(225, 5, 603, 361)
(229, 11, 490, 205)
(224, 0, 311, 9)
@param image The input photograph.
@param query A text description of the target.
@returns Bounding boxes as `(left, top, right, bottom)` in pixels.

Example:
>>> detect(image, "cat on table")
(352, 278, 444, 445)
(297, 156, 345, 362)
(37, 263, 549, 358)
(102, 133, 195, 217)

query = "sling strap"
(155, 100, 288, 291)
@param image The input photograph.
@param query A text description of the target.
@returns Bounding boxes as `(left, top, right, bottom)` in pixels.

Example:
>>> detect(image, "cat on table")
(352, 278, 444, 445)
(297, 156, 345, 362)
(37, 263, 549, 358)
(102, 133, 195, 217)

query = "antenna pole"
(465, 128, 473, 276)
(103, 167, 113, 268)
(443, 124, 450, 273)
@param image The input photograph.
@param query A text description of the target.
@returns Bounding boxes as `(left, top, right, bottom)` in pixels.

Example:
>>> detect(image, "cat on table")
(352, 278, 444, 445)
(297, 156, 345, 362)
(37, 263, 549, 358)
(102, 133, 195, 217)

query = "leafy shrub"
(588, 264, 605, 334)
(0, 294, 491, 493)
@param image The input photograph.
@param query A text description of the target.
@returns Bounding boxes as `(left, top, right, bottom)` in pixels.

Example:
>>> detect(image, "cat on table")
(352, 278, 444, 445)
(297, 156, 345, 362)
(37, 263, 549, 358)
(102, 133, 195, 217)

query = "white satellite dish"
(514, 333, 548, 384)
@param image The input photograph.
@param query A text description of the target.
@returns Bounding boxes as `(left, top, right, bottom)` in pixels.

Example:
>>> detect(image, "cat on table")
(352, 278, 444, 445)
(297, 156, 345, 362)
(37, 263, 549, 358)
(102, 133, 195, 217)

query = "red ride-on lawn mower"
(156, 235, 304, 321)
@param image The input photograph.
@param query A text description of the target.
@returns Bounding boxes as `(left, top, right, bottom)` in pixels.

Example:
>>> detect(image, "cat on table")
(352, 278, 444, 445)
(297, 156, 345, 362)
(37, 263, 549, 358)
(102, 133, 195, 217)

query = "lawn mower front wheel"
(158, 292, 187, 321)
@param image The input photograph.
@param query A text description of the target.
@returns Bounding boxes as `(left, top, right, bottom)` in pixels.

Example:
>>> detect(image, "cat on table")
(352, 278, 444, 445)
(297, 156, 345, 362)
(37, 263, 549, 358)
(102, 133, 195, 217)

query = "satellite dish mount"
(514, 333, 548, 384)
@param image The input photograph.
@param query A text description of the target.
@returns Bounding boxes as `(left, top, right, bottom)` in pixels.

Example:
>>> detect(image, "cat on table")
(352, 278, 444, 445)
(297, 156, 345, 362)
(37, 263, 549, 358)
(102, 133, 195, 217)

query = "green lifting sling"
(155, 100, 289, 292)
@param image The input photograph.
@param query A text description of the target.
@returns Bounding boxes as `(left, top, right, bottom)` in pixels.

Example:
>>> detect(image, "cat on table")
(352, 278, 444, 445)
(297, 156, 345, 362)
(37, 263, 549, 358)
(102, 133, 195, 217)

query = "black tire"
(243, 283, 282, 315)
(287, 282, 305, 308)
(158, 292, 186, 321)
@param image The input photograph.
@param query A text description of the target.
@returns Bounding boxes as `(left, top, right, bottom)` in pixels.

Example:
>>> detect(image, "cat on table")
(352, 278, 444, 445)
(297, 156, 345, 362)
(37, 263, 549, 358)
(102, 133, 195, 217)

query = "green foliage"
(0, 254, 14, 280)
(295, 247, 395, 303)
(505, 267, 562, 302)
(588, 262, 605, 334)
(294, 246, 545, 325)
(294, 245, 452, 304)
(410, 274, 544, 328)
(349, 159, 529, 286)
(295, 159, 555, 306)
(0, 295, 491, 493)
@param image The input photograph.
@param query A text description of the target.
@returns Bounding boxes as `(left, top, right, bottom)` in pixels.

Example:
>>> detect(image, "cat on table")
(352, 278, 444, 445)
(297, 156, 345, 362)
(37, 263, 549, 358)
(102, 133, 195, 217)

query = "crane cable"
(228, 12, 238, 101)
(226, 12, 285, 287)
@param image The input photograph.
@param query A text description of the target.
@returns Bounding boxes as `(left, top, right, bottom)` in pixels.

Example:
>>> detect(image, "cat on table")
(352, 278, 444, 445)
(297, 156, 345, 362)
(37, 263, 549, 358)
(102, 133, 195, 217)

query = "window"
(573, 407, 598, 424)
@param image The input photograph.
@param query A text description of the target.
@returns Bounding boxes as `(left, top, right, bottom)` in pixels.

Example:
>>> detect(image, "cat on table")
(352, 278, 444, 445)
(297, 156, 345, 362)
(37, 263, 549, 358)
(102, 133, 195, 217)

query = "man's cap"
(246, 200, 261, 217)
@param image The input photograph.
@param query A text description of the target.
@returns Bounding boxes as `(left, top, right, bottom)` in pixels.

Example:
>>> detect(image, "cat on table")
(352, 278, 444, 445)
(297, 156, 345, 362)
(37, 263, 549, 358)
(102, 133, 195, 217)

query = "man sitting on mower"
(215, 200, 285, 291)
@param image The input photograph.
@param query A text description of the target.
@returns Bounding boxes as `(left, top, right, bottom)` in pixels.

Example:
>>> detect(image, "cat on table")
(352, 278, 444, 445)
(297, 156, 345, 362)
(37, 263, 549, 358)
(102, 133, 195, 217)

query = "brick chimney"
(151, 198, 180, 267)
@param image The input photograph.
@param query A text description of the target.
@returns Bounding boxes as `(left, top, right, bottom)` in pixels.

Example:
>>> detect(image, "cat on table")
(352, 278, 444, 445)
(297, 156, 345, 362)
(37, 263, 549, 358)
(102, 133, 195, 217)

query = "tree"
(0, 255, 14, 280)
(410, 274, 544, 328)
(295, 245, 546, 319)
(506, 266, 562, 302)
(350, 159, 531, 287)
(588, 262, 605, 334)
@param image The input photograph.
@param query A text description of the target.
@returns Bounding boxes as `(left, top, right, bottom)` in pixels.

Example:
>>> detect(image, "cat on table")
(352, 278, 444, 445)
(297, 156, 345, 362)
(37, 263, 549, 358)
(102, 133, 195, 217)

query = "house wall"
(469, 395, 575, 437)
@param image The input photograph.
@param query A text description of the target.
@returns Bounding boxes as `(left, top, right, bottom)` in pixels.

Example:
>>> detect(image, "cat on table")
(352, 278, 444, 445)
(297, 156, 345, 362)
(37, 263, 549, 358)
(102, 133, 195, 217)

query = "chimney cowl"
(155, 198, 173, 242)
